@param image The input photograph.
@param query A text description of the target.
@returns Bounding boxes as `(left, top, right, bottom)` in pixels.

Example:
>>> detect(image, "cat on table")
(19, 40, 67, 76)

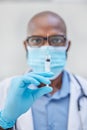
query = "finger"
(27, 73, 51, 85)
(20, 76, 40, 88)
(28, 72, 54, 77)
(32, 86, 53, 100)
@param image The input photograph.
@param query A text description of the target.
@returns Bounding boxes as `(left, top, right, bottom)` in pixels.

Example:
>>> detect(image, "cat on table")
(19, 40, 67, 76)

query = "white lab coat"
(0, 71, 87, 130)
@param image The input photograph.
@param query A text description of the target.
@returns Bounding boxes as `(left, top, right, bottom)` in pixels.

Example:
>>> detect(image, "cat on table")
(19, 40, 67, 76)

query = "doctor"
(0, 11, 87, 130)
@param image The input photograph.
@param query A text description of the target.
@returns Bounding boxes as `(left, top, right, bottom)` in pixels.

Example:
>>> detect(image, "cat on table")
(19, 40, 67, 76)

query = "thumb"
(32, 86, 53, 100)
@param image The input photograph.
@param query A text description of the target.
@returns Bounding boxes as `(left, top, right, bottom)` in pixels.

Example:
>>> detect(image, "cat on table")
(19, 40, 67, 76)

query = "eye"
(31, 38, 42, 44)
(28, 37, 43, 46)
(51, 37, 62, 43)
(50, 35, 66, 44)
(51, 37, 63, 44)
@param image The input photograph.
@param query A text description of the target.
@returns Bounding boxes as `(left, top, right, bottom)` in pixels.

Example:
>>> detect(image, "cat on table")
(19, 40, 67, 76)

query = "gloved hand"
(0, 72, 53, 129)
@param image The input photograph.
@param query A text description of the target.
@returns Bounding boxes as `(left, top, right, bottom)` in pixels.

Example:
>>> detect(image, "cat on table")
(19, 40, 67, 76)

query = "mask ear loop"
(26, 45, 28, 58)
(65, 40, 69, 58)
(65, 40, 69, 50)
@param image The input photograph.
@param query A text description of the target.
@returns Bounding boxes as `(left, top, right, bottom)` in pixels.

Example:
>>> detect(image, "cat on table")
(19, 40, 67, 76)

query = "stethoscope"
(73, 75, 87, 111)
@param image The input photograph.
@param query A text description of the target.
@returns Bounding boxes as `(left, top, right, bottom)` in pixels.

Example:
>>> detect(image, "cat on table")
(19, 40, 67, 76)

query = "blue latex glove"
(0, 72, 53, 129)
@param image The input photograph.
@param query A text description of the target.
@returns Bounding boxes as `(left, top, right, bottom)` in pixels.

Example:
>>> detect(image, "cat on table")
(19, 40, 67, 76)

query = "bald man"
(0, 11, 87, 130)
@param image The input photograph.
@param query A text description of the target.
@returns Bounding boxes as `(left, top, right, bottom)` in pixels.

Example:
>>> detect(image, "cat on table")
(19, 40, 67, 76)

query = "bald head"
(27, 11, 67, 37)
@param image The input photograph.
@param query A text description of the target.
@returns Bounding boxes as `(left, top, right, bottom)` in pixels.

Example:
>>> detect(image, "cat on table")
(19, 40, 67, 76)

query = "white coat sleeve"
(0, 78, 17, 130)
(0, 78, 11, 110)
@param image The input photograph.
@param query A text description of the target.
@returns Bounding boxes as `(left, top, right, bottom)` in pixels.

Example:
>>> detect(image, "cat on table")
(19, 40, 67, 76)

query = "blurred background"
(0, 0, 87, 80)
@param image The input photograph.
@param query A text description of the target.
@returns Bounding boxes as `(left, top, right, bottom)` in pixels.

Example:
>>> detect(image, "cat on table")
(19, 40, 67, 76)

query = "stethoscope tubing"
(73, 75, 87, 111)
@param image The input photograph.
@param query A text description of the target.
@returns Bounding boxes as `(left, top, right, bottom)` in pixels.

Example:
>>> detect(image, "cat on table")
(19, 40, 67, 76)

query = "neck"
(50, 72, 63, 95)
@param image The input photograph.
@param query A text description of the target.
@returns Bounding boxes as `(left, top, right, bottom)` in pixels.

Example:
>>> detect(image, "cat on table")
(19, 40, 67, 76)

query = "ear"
(66, 40, 71, 52)
(23, 40, 28, 52)
(23, 40, 28, 58)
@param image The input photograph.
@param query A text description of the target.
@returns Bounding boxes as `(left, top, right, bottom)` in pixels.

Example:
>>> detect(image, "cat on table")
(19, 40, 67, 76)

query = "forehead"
(27, 15, 66, 36)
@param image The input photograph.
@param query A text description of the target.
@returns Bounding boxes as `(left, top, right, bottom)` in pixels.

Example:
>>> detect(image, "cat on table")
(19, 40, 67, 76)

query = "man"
(0, 11, 87, 130)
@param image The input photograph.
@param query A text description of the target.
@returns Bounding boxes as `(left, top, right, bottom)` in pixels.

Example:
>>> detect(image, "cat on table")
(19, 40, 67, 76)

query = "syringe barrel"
(45, 55, 51, 72)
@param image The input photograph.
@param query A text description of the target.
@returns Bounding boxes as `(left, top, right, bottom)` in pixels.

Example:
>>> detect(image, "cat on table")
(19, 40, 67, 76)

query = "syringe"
(45, 55, 51, 86)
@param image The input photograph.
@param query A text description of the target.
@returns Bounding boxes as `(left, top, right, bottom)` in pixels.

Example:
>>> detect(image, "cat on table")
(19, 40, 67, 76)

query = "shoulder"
(65, 69, 87, 84)
(0, 75, 20, 90)
(0, 77, 15, 109)
(73, 74, 87, 91)
(65, 70, 87, 92)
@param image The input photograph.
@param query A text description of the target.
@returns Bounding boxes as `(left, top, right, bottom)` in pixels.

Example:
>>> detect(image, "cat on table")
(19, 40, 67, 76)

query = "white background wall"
(0, 2, 87, 80)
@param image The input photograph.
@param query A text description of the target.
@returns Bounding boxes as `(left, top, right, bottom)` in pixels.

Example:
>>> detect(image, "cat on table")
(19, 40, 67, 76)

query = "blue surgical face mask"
(27, 44, 68, 79)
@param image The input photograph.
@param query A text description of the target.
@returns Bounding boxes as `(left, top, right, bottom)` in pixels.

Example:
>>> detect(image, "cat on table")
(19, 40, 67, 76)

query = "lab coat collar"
(67, 73, 82, 130)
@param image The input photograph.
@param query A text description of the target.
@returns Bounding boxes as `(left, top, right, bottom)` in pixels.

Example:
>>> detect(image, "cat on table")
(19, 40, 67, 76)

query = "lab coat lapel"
(78, 90, 87, 130)
(16, 108, 34, 130)
(68, 74, 82, 130)
(81, 79, 87, 130)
